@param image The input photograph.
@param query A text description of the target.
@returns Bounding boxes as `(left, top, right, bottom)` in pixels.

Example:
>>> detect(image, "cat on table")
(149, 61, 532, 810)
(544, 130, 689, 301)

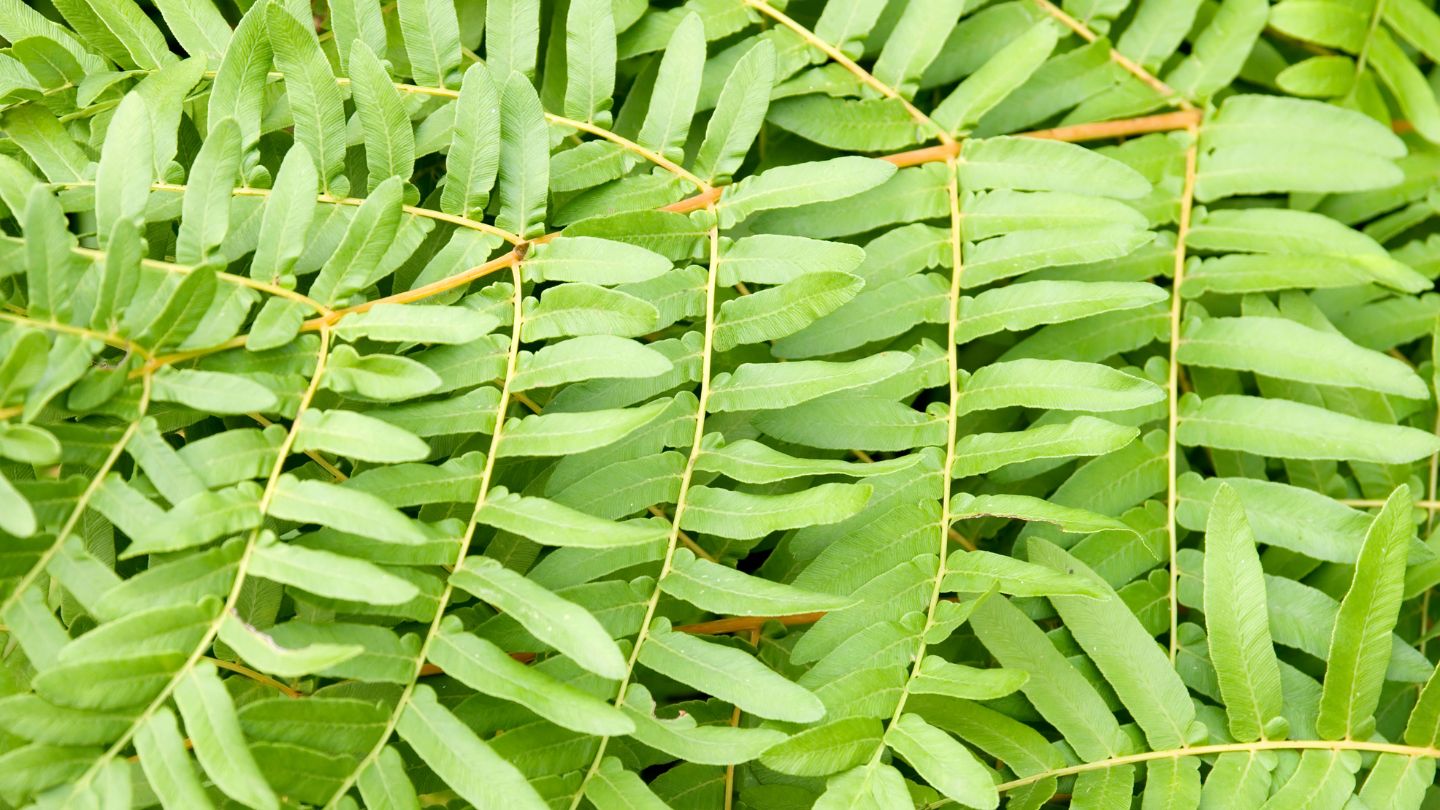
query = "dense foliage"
(6, 0, 1440, 806)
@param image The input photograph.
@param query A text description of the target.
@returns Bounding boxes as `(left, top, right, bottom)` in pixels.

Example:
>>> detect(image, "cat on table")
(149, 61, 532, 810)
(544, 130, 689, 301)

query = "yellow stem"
(1167, 124, 1200, 662)
(738, 0, 955, 146)
(996, 739, 1440, 794)
(321, 262, 526, 808)
(1028, 0, 1192, 109)
(208, 656, 302, 698)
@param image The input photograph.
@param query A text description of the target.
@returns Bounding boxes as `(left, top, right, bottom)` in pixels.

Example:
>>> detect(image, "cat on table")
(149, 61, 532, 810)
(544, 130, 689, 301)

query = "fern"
(1, 0, 1440, 808)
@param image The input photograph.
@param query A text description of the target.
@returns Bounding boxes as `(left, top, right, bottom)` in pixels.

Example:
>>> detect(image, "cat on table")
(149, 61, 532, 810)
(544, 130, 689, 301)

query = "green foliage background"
(4, 0, 1440, 806)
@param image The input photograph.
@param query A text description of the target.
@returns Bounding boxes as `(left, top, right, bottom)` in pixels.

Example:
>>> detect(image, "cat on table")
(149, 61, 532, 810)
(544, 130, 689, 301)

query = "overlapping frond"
(3, 0, 1440, 808)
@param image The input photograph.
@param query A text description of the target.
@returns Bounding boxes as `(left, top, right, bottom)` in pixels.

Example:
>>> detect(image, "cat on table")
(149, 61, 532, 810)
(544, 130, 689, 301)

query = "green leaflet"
(932, 21, 1056, 133)
(908, 657, 1028, 700)
(585, 759, 670, 809)
(474, 488, 668, 548)
(497, 399, 669, 456)
(960, 137, 1150, 198)
(429, 620, 632, 735)
(396, 685, 548, 809)
(397, 0, 461, 88)
(563, 0, 617, 126)
(510, 335, 671, 390)
(883, 714, 998, 809)
(451, 557, 627, 679)
(266, 4, 347, 194)
(207, 1, 269, 145)
(1073, 765, 1135, 809)
(637, 13, 704, 162)
(873, 0, 966, 100)
(969, 595, 1130, 762)
(217, 612, 363, 678)
(708, 352, 911, 412)
(327, 0, 385, 75)
(134, 708, 213, 809)
(759, 717, 884, 776)
(174, 662, 278, 810)
(485, 0, 540, 81)
(713, 271, 864, 351)
(250, 146, 318, 285)
(1316, 486, 1414, 740)
(1177, 394, 1440, 464)
(94, 93, 152, 245)
(954, 280, 1167, 344)
(951, 493, 1139, 537)
(497, 73, 549, 239)
(151, 369, 277, 414)
(358, 747, 420, 810)
(441, 63, 502, 220)
(1202, 484, 1284, 743)
(0, 471, 35, 537)
(680, 483, 872, 539)
(767, 96, 920, 152)
(660, 549, 854, 615)
(720, 234, 866, 287)
(334, 303, 499, 344)
(694, 40, 774, 184)
(694, 437, 915, 484)
(525, 236, 671, 284)
(308, 175, 404, 305)
(23, 186, 79, 321)
(293, 409, 429, 463)
(1028, 540, 1200, 751)
(952, 417, 1140, 478)
(719, 157, 898, 228)
(76, 0, 175, 70)
(250, 536, 421, 604)
(269, 475, 427, 544)
(637, 618, 824, 722)
(523, 282, 659, 340)
(956, 358, 1165, 415)
(349, 42, 416, 192)
(1196, 95, 1405, 200)
(621, 684, 787, 765)
(1177, 316, 1428, 398)
(175, 118, 240, 266)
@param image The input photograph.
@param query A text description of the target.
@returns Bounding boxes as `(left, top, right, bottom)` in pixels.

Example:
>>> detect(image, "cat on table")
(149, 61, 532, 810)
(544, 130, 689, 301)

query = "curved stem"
(0, 312, 152, 360)
(134, 251, 521, 376)
(67, 327, 334, 793)
(995, 738, 1440, 794)
(545, 114, 712, 193)
(208, 656, 302, 698)
(738, 0, 955, 147)
(309, 73, 708, 190)
(1347, 0, 1389, 103)
(1166, 124, 1199, 662)
(867, 153, 966, 765)
(0, 373, 153, 619)
(1028, 0, 1191, 109)
(322, 262, 526, 807)
(566, 208, 724, 809)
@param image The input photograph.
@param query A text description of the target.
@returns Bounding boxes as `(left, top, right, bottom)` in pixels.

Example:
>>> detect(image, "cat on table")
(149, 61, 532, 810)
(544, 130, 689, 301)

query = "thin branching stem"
(995, 738, 1440, 794)
(207, 656, 302, 698)
(738, 0, 956, 146)
(867, 153, 967, 766)
(323, 262, 526, 806)
(68, 326, 335, 792)
(567, 208, 724, 809)
(1028, 0, 1192, 109)
(0, 373, 153, 618)
(1167, 123, 1200, 662)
